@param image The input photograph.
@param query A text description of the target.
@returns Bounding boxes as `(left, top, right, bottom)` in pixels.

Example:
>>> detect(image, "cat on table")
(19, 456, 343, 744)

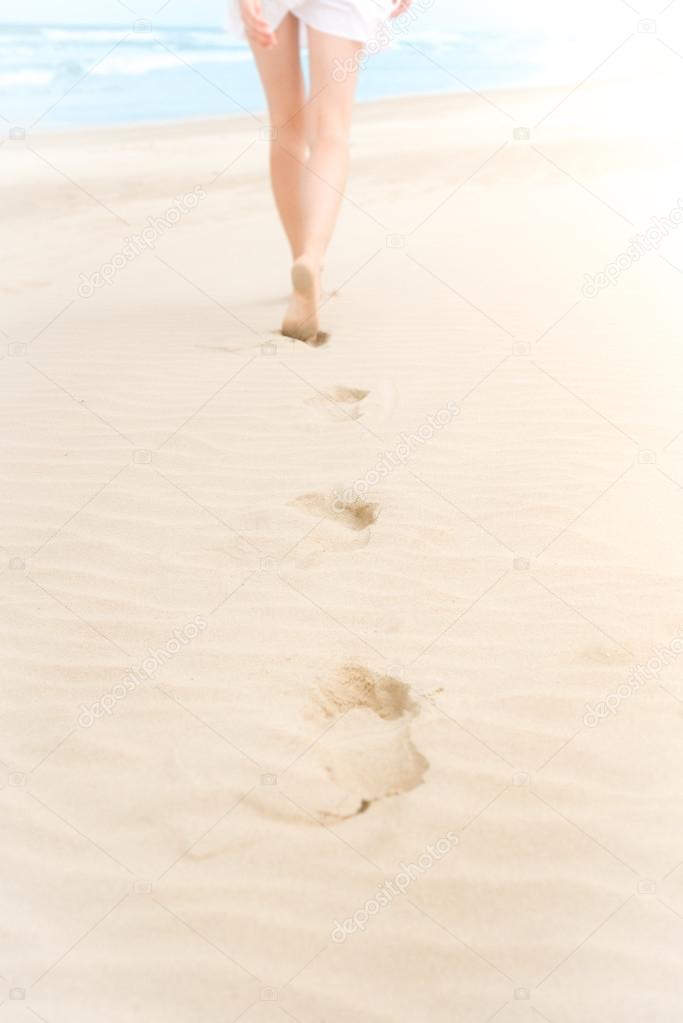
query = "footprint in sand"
(305, 386, 369, 422)
(293, 491, 379, 531)
(287, 491, 378, 565)
(307, 663, 429, 819)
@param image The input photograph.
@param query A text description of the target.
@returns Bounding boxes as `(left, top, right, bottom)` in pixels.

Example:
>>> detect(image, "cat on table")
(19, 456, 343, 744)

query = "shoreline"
(10, 72, 649, 143)
(10, 82, 524, 140)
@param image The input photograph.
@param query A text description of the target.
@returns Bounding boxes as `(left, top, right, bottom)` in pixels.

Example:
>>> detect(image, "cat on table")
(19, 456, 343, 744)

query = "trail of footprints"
(294, 384, 377, 532)
(290, 385, 428, 816)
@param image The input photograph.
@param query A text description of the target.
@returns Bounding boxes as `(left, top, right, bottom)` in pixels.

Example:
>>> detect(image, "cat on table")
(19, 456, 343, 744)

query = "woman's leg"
(283, 27, 361, 340)
(301, 27, 361, 264)
(249, 13, 307, 258)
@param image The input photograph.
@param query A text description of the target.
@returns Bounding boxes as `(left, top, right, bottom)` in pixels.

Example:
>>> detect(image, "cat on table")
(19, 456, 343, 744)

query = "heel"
(291, 258, 316, 297)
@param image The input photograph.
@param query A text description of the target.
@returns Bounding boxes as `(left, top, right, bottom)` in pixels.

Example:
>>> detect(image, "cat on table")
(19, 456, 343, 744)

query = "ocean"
(1, 21, 609, 132)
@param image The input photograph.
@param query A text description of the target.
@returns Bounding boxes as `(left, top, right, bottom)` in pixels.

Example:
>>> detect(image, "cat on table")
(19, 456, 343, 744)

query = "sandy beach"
(3, 69, 683, 1020)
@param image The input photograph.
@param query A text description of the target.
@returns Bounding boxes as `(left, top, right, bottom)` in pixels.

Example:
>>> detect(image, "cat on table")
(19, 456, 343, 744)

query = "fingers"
(389, 0, 413, 16)
(246, 18, 277, 48)
(241, 0, 277, 47)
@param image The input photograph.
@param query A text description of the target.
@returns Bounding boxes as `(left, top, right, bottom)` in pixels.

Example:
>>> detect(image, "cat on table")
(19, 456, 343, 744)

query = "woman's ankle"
(295, 249, 324, 270)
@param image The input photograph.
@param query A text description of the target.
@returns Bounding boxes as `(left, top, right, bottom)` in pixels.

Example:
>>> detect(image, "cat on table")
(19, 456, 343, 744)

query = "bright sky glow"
(0, 0, 673, 33)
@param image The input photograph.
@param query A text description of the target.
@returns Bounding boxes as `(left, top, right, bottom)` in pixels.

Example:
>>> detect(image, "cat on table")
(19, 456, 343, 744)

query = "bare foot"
(282, 256, 320, 342)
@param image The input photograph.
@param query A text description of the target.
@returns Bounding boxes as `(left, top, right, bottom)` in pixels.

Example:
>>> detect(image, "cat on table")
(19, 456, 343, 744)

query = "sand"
(2, 68, 683, 1021)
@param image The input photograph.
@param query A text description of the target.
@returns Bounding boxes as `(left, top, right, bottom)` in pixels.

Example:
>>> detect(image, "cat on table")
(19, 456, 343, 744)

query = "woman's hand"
(390, 0, 413, 16)
(239, 0, 277, 48)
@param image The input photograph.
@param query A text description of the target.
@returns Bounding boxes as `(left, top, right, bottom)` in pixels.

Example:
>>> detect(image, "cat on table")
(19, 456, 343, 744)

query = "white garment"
(226, 0, 397, 45)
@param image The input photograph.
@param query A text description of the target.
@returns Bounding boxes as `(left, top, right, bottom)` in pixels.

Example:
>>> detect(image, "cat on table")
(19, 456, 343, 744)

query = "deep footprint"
(293, 492, 379, 531)
(308, 663, 429, 818)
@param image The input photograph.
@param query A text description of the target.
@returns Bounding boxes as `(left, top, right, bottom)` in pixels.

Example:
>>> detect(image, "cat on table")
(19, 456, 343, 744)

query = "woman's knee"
(272, 114, 307, 154)
(309, 115, 351, 151)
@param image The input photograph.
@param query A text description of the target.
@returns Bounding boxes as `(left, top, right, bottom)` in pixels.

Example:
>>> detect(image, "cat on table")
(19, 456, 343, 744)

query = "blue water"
(1, 21, 583, 131)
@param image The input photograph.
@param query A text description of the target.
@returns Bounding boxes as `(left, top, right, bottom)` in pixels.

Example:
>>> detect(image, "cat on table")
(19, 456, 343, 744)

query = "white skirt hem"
(226, 0, 396, 47)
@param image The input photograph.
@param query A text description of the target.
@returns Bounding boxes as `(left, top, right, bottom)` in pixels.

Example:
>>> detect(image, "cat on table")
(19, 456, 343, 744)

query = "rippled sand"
(2, 71, 683, 1020)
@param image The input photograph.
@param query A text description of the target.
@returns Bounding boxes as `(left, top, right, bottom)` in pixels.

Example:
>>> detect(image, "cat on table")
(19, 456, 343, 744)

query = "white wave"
(0, 68, 53, 87)
(187, 31, 232, 46)
(41, 27, 231, 47)
(43, 28, 146, 43)
(0, 47, 37, 64)
(90, 48, 251, 77)
(0, 34, 39, 45)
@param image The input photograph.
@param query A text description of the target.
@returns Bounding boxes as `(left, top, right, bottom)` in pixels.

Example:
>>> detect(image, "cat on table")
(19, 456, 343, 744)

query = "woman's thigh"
(306, 26, 361, 139)
(250, 13, 306, 126)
